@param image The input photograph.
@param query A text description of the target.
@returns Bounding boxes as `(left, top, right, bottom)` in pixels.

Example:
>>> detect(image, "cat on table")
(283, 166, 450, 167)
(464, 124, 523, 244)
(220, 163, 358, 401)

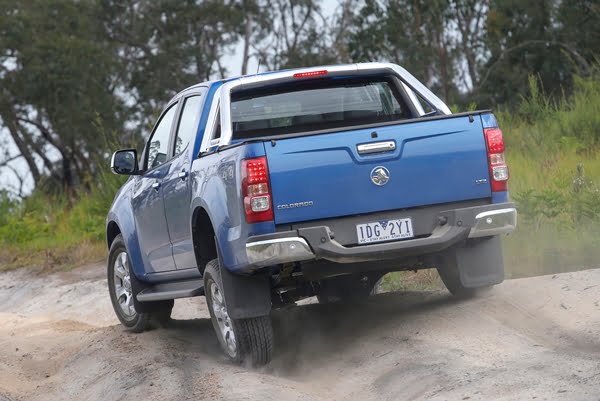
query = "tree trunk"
(0, 111, 41, 186)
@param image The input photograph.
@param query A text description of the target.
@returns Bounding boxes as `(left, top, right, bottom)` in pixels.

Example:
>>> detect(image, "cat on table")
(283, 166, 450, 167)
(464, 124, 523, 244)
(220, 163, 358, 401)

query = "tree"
(477, 0, 572, 106)
(98, 0, 242, 130)
(348, 0, 459, 102)
(0, 0, 126, 191)
(556, 0, 599, 70)
(449, 0, 489, 91)
(252, 0, 339, 70)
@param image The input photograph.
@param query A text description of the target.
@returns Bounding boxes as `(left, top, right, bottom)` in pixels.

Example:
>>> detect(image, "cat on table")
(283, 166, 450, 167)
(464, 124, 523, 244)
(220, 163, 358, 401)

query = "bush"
(0, 170, 125, 270)
(499, 71, 600, 277)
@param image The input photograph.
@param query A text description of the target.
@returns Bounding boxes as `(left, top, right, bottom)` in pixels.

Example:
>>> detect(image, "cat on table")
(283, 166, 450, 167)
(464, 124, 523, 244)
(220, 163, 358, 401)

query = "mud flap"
(451, 236, 505, 288)
(219, 264, 272, 319)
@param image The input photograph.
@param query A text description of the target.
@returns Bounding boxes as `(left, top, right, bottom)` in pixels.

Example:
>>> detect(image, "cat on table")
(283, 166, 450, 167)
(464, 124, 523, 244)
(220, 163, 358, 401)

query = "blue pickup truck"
(107, 63, 517, 366)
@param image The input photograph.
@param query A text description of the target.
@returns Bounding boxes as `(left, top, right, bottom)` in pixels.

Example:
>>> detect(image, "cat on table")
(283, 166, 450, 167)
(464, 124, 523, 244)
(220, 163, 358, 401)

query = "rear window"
(231, 77, 412, 139)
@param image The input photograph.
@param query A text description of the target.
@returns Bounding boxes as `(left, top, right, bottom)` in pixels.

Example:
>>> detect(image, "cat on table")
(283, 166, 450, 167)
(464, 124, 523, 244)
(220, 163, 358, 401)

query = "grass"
(499, 73, 600, 279)
(2, 71, 600, 284)
(503, 150, 600, 278)
(0, 171, 124, 271)
(380, 270, 443, 292)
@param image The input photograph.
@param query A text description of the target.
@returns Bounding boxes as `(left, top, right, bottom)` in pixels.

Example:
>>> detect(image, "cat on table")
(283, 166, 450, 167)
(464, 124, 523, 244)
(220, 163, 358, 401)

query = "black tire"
(436, 257, 492, 298)
(107, 234, 173, 332)
(317, 273, 381, 304)
(203, 258, 273, 366)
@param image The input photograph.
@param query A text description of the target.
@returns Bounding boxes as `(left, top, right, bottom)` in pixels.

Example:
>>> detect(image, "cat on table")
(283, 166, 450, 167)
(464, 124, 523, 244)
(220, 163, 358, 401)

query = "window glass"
(147, 104, 177, 169)
(416, 93, 435, 115)
(214, 110, 221, 140)
(174, 95, 203, 155)
(230, 78, 411, 139)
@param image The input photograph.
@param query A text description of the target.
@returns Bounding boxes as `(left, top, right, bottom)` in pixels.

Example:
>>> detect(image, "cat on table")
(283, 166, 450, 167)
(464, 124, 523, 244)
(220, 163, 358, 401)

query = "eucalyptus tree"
(347, 0, 459, 102)
(98, 0, 243, 132)
(0, 0, 126, 191)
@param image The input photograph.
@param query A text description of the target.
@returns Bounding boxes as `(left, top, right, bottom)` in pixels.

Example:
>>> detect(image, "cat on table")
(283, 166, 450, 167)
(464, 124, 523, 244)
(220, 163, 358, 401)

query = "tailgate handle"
(357, 141, 396, 155)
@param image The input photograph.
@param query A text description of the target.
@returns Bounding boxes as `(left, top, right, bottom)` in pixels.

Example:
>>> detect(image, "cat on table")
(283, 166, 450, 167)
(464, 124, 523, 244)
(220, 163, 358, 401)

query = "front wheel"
(108, 234, 173, 332)
(203, 259, 273, 366)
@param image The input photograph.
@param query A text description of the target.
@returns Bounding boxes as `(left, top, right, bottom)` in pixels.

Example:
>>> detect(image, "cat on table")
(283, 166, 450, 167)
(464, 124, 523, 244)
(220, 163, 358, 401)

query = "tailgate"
(265, 115, 491, 224)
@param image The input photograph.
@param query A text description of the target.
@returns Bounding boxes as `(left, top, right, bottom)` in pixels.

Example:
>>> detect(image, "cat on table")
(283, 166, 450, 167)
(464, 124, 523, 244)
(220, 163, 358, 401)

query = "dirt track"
(0, 265, 599, 401)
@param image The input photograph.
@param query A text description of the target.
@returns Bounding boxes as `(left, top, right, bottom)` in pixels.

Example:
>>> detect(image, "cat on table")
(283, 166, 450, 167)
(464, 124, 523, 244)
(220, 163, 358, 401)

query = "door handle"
(357, 141, 396, 155)
(151, 182, 160, 190)
(178, 171, 188, 179)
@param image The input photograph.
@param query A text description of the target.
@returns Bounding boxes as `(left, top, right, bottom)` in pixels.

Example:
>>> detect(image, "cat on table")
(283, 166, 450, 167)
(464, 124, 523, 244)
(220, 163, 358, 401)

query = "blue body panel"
(265, 116, 492, 224)
(492, 191, 509, 203)
(480, 113, 499, 129)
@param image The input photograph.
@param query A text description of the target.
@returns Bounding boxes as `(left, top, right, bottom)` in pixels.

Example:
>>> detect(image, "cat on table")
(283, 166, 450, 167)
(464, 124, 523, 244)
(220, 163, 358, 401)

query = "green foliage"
(556, 0, 600, 65)
(347, 0, 599, 109)
(499, 70, 600, 277)
(500, 71, 600, 154)
(0, 0, 129, 188)
(0, 191, 18, 228)
(348, 0, 461, 102)
(0, 170, 125, 269)
(480, 0, 569, 106)
(97, 0, 243, 120)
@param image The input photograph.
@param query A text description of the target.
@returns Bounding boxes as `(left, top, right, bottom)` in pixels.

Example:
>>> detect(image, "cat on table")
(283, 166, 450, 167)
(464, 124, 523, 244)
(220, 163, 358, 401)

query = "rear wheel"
(204, 259, 273, 366)
(108, 234, 173, 332)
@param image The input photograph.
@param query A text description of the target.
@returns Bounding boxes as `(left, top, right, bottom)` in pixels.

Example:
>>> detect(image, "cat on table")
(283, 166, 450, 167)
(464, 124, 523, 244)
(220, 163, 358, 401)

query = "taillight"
(484, 128, 509, 192)
(241, 157, 274, 223)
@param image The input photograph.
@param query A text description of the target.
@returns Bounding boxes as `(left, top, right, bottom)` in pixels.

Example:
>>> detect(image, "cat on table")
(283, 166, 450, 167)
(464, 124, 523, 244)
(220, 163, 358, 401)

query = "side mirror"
(111, 149, 139, 175)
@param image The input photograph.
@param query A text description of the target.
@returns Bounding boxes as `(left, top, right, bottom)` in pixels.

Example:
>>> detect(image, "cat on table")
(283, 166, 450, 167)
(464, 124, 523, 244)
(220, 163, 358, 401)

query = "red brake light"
(241, 157, 274, 223)
(293, 70, 328, 78)
(484, 128, 509, 192)
(484, 128, 505, 153)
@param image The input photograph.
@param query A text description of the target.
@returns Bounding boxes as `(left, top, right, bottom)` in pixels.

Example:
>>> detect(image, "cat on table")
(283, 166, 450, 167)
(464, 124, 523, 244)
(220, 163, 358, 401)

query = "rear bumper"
(246, 202, 516, 268)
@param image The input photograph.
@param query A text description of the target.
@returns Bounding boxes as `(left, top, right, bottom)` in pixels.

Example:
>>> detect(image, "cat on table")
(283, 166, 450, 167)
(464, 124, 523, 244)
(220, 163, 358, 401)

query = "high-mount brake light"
(293, 70, 328, 78)
(241, 157, 274, 223)
(484, 128, 509, 192)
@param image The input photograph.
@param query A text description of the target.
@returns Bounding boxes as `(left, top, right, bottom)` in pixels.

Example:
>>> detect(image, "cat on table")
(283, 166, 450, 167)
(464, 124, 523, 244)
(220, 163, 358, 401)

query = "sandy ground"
(0, 264, 599, 401)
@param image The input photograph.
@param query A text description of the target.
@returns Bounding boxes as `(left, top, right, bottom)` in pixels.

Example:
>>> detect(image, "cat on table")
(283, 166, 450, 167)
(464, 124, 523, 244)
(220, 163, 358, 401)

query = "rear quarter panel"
(188, 81, 276, 273)
(190, 143, 276, 273)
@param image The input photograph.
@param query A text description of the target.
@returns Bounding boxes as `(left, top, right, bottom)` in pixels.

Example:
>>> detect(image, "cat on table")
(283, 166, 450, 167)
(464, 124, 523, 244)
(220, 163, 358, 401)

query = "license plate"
(356, 218, 414, 244)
